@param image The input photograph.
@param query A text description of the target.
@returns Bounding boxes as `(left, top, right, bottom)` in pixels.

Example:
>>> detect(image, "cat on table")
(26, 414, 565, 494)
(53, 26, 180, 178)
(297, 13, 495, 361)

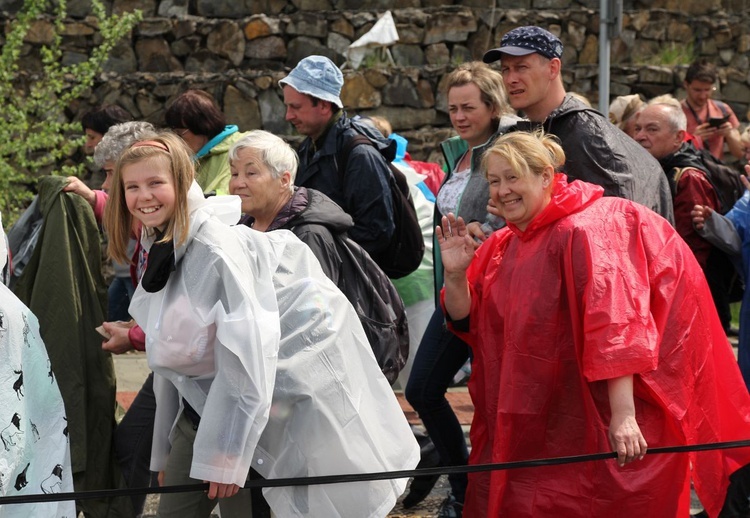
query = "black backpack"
(673, 149, 744, 215)
(333, 232, 410, 385)
(339, 134, 424, 279)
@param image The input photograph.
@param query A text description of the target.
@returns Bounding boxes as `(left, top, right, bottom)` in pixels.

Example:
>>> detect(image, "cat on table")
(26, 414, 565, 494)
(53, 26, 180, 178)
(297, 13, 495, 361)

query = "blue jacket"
(296, 114, 395, 256)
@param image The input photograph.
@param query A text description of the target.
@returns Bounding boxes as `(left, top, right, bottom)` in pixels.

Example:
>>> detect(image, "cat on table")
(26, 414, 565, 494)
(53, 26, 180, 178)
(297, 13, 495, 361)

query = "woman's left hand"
(608, 412, 647, 467)
(206, 481, 241, 500)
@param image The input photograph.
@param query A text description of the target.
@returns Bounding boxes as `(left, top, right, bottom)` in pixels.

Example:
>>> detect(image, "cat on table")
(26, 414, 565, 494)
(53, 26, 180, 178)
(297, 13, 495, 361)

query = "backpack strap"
(714, 100, 730, 119)
(338, 134, 376, 182)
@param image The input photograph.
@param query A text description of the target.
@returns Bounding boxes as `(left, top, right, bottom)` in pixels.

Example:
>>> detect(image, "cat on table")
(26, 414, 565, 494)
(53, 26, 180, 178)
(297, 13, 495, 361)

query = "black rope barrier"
(3, 439, 750, 506)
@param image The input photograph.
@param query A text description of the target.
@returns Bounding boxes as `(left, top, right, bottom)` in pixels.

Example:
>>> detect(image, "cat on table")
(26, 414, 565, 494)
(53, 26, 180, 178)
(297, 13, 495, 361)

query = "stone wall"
(1, 0, 749, 161)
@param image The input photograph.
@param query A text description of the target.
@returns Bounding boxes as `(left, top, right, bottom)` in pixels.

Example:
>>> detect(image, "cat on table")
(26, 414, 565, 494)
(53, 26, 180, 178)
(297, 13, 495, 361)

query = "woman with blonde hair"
(404, 61, 519, 516)
(438, 130, 750, 517)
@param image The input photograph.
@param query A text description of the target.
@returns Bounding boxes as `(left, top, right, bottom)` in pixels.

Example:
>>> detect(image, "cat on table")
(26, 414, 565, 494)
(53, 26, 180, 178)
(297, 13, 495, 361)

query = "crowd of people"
(4, 22, 750, 518)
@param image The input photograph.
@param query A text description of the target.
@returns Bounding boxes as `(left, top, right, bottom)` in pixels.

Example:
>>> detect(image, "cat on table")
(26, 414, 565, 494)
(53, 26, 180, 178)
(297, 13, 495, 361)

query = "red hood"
(507, 173, 604, 240)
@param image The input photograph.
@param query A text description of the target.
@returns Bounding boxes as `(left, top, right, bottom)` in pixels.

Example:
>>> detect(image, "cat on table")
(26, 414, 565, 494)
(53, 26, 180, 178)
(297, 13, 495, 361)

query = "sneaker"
(437, 492, 464, 518)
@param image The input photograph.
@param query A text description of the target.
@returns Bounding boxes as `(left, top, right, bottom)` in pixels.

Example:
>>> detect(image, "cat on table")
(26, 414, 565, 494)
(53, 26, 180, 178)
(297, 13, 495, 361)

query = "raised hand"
(436, 213, 475, 275)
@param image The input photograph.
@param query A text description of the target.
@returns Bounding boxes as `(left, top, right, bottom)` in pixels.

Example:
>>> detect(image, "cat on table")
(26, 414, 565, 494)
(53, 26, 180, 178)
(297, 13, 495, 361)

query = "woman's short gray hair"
(94, 121, 158, 167)
(229, 130, 298, 192)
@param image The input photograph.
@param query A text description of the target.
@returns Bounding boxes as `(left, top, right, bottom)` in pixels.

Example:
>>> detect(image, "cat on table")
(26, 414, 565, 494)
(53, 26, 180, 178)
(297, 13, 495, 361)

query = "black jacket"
(518, 94, 675, 225)
(296, 114, 396, 256)
(244, 187, 353, 286)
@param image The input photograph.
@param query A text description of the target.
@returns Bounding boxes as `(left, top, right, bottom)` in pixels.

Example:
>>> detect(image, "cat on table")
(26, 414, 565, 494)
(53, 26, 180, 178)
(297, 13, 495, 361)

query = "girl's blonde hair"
(105, 132, 195, 264)
(481, 131, 565, 180)
(444, 61, 512, 119)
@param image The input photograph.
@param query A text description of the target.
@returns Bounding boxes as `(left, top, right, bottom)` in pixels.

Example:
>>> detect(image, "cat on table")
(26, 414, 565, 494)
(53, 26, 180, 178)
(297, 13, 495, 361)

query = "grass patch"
(636, 41, 696, 66)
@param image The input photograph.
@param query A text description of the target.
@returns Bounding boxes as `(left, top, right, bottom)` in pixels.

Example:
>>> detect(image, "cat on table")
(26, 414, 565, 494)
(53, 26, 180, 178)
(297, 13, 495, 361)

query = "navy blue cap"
(483, 26, 564, 63)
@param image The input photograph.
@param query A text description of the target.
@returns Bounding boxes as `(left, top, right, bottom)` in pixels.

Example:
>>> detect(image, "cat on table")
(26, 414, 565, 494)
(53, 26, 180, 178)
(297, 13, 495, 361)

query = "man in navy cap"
(280, 55, 395, 257)
(484, 26, 674, 224)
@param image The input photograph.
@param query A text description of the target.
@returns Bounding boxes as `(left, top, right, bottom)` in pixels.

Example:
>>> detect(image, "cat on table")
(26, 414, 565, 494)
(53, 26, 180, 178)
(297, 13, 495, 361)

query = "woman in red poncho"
(438, 131, 750, 517)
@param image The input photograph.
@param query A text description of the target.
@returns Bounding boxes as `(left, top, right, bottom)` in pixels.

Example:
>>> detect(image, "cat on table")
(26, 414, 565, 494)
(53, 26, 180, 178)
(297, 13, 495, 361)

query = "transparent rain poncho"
(130, 182, 419, 517)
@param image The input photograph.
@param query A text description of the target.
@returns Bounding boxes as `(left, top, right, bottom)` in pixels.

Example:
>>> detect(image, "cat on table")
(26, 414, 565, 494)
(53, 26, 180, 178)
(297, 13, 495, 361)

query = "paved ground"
(114, 350, 709, 517)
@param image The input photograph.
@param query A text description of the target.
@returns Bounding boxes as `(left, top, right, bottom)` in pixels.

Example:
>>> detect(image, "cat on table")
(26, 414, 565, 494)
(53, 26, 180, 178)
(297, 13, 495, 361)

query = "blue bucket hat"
(279, 55, 344, 109)
(483, 26, 564, 63)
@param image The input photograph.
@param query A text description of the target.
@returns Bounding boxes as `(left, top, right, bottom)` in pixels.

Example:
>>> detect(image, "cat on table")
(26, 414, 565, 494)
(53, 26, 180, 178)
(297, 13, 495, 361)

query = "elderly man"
(482, 26, 674, 224)
(279, 55, 396, 259)
(635, 100, 735, 333)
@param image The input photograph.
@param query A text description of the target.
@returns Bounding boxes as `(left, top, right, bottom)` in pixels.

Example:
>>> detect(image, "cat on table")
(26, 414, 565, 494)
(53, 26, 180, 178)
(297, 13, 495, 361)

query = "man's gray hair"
(229, 131, 298, 193)
(94, 121, 158, 167)
(647, 95, 687, 133)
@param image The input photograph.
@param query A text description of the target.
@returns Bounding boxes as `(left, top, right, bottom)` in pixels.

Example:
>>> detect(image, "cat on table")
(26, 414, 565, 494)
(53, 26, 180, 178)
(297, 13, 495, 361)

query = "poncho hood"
(507, 173, 604, 240)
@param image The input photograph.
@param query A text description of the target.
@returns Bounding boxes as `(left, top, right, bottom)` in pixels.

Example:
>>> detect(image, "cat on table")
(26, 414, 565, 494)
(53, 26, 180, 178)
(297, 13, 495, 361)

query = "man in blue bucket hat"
(483, 26, 674, 224)
(280, 56, 396, 258)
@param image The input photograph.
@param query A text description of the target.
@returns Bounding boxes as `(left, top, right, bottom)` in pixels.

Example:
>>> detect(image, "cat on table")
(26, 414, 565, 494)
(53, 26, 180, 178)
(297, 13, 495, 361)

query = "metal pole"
(599, 0, 610, 114)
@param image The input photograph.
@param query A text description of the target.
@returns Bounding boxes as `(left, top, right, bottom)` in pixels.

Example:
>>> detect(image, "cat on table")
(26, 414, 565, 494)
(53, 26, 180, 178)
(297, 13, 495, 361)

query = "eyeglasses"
(173, 128, 190, 137)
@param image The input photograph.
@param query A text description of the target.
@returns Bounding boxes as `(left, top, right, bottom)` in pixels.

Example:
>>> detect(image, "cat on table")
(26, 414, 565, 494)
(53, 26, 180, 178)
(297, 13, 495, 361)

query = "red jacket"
(446, 175, 750, 517)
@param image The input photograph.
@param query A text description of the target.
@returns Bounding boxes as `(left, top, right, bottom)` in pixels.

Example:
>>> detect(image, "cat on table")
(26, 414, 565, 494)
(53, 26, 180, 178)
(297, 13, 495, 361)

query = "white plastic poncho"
(0, 216, 75, 518)
(129, 182, 419, 517)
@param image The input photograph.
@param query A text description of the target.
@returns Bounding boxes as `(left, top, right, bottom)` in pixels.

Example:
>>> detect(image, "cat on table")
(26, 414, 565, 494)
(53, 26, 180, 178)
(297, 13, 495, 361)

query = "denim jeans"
(405, 306, 470, 502)
(115, 372, 157, 515)
(108, 275, 135, 322)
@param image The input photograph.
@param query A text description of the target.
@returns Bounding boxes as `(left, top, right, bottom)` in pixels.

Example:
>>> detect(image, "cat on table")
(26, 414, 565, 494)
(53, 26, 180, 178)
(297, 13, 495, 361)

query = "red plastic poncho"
(445, 174, 750, 517)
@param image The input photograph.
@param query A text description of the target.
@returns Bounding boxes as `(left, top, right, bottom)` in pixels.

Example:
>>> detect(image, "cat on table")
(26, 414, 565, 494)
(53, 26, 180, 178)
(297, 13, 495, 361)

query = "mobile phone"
(708, 116, 729, 128)
(95, 325, 111, 340)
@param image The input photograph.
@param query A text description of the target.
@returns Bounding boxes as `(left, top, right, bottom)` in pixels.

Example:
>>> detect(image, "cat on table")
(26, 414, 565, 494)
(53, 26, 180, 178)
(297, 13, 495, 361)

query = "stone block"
(451, 45, 473, 66)
(640, 21, 666, 40)
(566, 21, 586, 51)
(729, 54, 749, 72)
(638, 66, 673, 84)
(396, 25, 425, 46)
(62, 50, 88, 67)
(578, 34, 598, 65)
(416, 79, 436, 109)
(171, 36, 201, 58)
(341, 73, 381, 109)
(245, 36, 286, 61)
(24, 20, 55, 45)
(466, 24, 492, 61)
(425, 43, 450, 66)
(254, 76, 274, 90)
(722, 80, 750, 104)
(196, 0, 254, 17)
(185, 50, 230, 73)
(610, 82, 633, 96)
(330, 18, 355, 39)
(286, 13, 328, 38)
(157, 0, 189, 17)
(102, 41, 138, 74)
(136, 92, 163, 120)
(291, 0, 333, 9)
(391, 44, 425, 67)
(173, 20, 197, 40)
(61, 22, 95, 37)
(153, 84, 180, 98)
(719, 49, 733, 65)
(327, 32, 351, 57)
(424, 9, 477, 45)
(393, 8, 429, 26)
(207, 21, 245, 66)
(137, 20, 173, 38)
(665, 19, 692, 43)
(225, 85, 262, 131)
(286, 37, 341, 68)
(533, 0, 572, 7)
(259, 88, 292, 135)
(67, 0, 92, 18)
(244, 16, 280, 40)
(363, 69, 390, 89)
(113, 0, 156, 16)
(383, 74, 421, 108)
(135, 38, 183, 72)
